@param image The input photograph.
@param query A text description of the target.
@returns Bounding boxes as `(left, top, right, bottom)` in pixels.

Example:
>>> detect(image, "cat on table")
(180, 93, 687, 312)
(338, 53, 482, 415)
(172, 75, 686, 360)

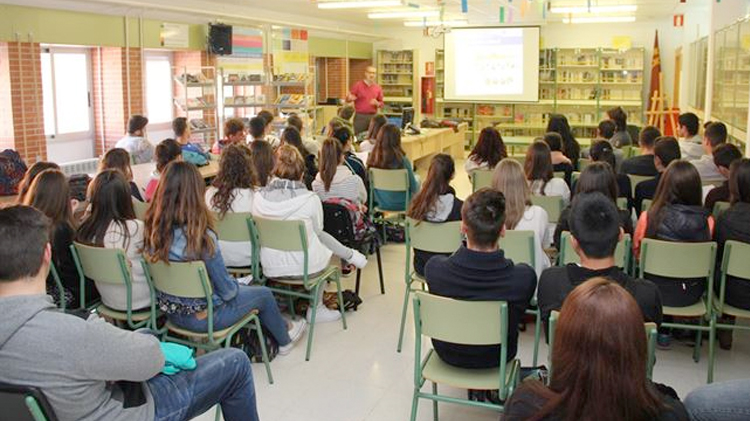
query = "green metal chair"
(49, 263, 66, 312)
(470, 169, 493, 193)
(132, 199, 148, 220)
(641, 198, 653, 213)
(639, 239, 717, 383)
(712, 201, 730, 219)
(712, 240, 750, 372)
(558, 232, 632, 272)
(410, 291, 520, 420)
(616, 197, 628, 211)
(212, 212, 258, 279)
(498, 230, 542, 366)
(548, 311, 657, 380)
(0, 382, 57, 421)
(553, 171, 566, 180)
(571, 171, 581, 186)
(249, 215, 347, 361)
(141, 259, 274, 383)
(628, 174, 654, 198)
(368, 168, 411, 244)
(578, 158, 591, 172)
(397, 218, 463, 353)
(70, 242, 158, 330)
(530, 195, 564, 224)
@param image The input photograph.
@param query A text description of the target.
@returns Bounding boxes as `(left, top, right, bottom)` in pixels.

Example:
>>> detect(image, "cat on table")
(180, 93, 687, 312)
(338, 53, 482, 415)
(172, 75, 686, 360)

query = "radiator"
(59, 158, 100, 176)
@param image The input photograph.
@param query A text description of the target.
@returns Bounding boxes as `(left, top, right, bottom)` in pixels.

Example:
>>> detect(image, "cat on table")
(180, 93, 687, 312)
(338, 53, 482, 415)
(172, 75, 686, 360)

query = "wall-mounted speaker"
(208, 24, 232, 55)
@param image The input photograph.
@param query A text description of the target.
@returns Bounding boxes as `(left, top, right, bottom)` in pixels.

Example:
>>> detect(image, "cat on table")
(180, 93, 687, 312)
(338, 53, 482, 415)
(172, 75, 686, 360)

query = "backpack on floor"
(0, 149, 27, 196)
(231, 325, 279, 363)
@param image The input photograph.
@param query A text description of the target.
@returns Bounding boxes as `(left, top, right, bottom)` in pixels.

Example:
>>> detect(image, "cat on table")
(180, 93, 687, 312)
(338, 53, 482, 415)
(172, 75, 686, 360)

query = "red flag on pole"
(648, 30, 661, 112)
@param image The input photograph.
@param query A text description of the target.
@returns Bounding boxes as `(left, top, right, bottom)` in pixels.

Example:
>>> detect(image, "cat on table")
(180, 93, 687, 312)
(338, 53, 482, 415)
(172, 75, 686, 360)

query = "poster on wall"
(232, 27, 264, 58)
(217, 26, 265, 79)
(272, 27, 309, 76)
(160, 23, 189, 48)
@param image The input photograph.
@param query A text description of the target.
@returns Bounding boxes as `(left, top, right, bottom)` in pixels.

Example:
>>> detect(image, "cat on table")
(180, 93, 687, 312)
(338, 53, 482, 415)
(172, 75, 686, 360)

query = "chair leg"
(532, 308, 541, 367)
(708, 315, 716, 384)
(694, 319, 704, 363)
(252, 319, 274, 384)
(334, 275, 348, 330)
(376, 247, 385, 294)
(410, 389, 420, 421)
(305, 285, 321, 361)
(215, 406, 222, 421)
(431, 383, 439, 421)
(397, 282, 412, 353)
(354, 269, 362, 311)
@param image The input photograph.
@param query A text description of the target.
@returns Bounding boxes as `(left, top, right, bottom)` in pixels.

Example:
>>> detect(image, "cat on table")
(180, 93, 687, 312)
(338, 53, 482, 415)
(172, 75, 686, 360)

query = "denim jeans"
(169, 285, 292, 346)
(684, 378, 750, 421)
(148, 348, 259, 421)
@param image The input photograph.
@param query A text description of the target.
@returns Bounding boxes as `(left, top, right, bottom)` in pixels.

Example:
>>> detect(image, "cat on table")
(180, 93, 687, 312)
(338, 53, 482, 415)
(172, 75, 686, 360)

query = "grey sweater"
(0, 294, 164, 421)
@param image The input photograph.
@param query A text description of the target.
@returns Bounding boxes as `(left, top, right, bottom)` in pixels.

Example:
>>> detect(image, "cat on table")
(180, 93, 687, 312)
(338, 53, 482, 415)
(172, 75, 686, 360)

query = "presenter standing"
(347, 66, 384, 135)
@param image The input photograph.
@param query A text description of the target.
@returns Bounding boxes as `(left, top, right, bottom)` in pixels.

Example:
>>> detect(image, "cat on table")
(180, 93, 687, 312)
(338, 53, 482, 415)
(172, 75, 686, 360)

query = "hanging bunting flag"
(461, 0, 468, 13)
(500, 6, 505, 23)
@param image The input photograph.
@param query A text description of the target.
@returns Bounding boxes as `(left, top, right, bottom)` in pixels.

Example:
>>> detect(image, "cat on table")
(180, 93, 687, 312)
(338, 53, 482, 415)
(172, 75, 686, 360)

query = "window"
(145, 52, 174, 128)
(41, 47, 93, 141)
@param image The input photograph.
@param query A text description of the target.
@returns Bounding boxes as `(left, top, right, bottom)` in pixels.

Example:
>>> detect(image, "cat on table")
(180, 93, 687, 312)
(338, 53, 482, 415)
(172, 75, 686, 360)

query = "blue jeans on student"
(148, 348, 259, 421)
(169, 285, 291, 346)
(684, 378, 750, 421)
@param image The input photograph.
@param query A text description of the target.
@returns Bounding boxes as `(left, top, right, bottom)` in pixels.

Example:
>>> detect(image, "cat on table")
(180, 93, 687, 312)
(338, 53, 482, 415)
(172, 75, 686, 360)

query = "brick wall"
(173, 50, 218, 135)
(0, 42, 46, 162)
(349, 59, 372, 88)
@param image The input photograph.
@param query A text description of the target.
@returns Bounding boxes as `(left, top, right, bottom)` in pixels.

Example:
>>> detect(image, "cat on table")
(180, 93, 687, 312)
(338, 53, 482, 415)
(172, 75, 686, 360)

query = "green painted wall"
(309, 37, 373, 59)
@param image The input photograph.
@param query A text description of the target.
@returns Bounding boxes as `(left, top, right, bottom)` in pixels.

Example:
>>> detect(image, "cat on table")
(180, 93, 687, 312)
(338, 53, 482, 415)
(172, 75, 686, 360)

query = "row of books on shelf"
(224, 95, 266, 106)
(176, 73, 213, 85)
(274, 94, 313, 106)
(177, 97, 215, 109)
(272, 73, 310, 83)
(224, 73, 264, 84)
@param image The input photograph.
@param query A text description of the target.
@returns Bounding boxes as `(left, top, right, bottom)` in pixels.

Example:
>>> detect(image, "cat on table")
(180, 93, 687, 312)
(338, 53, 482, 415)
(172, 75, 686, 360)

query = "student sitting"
(144, 161, 305, 352)
(257, 110, 281, 148)
(553, 162, 634, 250)
(115, 114, 154, 164)
(99, 148, 144, 202)
(23, 169, 99, 309)
(464, 127, 507, 175)
(253, 145, 367, 323)
(145, 139, 182, 202)
(589, 140, 632, 209)
(332, 105, 356, 138)
(635, 136, 681, 214)
(173, 117, 209, 166)
(406, 154, 463, 277)
(691, 121, 728, 185)
(607, 106, 632, 148)
(583, 120, 624, 169)
(313, 138, 367, 205)
(281, 126, 317, 189)
(287, 113, 320, 157)
(685, 379, 750, 421)
(704, 143, 742, 211)
(425, 188, 536, 370)
(540, 192, 662, 330)
(358, 114, 387, 153)
(621, 125, 661, 176)
(366, 123, 419, 211)
(212, 118, 246, 154)
(0, 205, 262, 421)
(492, 159, 551, 276)
(67, 173, 92, 223)
(714, 158, 750, 350)
(678, 112, 704, 160)
(546, 114, 580, 168)
(505, 278, 688, 421)
(15, 161, 60, 204)
(77, 170, 150, 311)
(525, 141, 571, 203)
(249, 140, 274, 187)
(331, 123, 368, 192)
(541, 132, 574, 182)
(247, 116, 268, 145)
(205, 144, 256, 269)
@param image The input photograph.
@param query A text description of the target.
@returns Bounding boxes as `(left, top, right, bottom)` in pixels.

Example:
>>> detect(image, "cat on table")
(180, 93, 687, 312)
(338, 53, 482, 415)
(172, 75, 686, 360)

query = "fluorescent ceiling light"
(318, 1, 402, 9)
(563, 16, 636, 24)
(403, 20, 468, 27)
(551, 5, 637, 14)
(368, 10, 440, 19)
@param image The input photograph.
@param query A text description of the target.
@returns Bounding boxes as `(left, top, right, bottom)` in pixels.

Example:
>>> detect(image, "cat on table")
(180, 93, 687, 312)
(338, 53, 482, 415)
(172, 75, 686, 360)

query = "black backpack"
(231, 325, 279, 363)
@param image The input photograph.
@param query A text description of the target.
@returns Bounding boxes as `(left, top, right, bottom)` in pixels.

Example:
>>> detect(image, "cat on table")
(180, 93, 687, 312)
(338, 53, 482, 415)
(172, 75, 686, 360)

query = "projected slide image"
(455, 29, 524, 96)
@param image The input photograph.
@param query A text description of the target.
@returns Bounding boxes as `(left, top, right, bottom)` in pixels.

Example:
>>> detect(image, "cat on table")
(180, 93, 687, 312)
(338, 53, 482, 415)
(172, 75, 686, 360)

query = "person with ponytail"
(406, 154, 463, 276)
(312, 138, 367, 204)
(525, 141, 571, 203)
(358, 114, 387, 153)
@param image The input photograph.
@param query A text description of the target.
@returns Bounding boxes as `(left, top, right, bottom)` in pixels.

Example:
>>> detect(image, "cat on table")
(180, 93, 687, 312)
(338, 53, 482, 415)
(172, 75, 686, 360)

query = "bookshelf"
(712, 17, 750, 150)
(377, 49, 419, 120)
(173, 65, 219, 146)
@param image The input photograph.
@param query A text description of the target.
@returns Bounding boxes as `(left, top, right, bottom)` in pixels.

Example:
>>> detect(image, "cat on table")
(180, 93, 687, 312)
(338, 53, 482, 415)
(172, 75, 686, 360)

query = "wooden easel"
(646, 72, 678, 134)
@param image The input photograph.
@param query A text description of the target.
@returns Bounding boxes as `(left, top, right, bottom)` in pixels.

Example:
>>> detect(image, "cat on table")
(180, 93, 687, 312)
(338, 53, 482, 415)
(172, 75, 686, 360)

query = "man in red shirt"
(347, 66, 384, 135)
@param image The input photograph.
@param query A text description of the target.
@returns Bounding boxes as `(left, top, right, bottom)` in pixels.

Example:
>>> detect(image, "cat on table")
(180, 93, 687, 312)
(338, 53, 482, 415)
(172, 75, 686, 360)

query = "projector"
(427, 24, 451, 38)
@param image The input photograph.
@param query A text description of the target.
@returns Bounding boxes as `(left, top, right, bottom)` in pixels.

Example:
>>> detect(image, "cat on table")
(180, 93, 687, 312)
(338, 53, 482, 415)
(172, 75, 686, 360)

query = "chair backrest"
(616, 197, 628, 211)
(414, 291, 507, 345)
(369, 168, 409, 191)
(322, 202, 356, 247)
(578, 158, 591, 171)
(530, 195, 564, 223)
(498, 230, 535, 267)
(144, 260, 212, 299)
(620, 145, 633, 160)
(639, 239, 716, 280)
(508, 155, 525, 167)
(470, 169, 493, 193)
(250, 215, 306, 252)
(406, 218, 462, 254)
(559, 231, 631, 269)
(712, 201, 730, 219)
(571, 171, 580, 186)
(0, 382, 57, 421)
(553, 171, 565, 180)
(71, 242, 131, 285)
(628, 174, 653, 197)
(132, 199, 148, 220)
(641, 199, 653, 213)
(722, 240, 750, 280)
(212, 212, 253, 243)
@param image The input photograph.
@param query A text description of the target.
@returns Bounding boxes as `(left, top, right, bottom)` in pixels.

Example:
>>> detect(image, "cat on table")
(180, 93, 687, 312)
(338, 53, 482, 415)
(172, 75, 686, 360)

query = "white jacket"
(114, 135, 154, 164)
(252, 179, 332, 278)
(312, 165, 367, 204)
(96, 219, 151, 311)
(529, 178, 571, 205)
(514, 205, 552, 277)
(205, 187, 255, 267)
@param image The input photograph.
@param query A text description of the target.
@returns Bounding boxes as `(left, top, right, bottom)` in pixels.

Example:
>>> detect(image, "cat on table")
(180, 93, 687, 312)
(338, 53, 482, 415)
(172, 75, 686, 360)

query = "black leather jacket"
(649, 204, 711, 242)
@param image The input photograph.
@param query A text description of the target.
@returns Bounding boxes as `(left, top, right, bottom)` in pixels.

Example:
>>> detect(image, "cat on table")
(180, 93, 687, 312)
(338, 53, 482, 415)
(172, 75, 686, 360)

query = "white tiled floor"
(195, 157, 750, 421)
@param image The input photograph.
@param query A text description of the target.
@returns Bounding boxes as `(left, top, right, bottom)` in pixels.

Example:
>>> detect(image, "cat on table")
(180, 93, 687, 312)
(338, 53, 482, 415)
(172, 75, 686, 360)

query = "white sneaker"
(278, 318, 306, 355)
(236, 274, 253, 285)
(347, 249, 368, 269)
(306, 305, 342, 324)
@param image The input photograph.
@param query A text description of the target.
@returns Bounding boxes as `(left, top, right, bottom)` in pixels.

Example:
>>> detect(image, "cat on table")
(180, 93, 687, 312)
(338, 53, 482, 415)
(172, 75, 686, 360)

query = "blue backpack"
(0, 149, 27, 196)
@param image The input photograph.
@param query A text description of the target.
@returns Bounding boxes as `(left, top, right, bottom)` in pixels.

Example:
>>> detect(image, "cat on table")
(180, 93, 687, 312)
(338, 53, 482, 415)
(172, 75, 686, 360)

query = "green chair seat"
(714, 299, 750, 319)
(95, 305, 152, 322)
(266, 266, 339, 286)
(411, 272, 427, 284)
(164, 310, 259, 341)
(422, 350, 520, 390)
(470, 170, 494, 193)
(663, 301, 707, 318)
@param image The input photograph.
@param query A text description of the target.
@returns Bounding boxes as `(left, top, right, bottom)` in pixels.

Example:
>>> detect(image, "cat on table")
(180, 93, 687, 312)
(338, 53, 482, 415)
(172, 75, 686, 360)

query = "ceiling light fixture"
(368, 10, 440, 19)
(318, 0, 403, 9)
(551, 5, 637, 14)
(562, 16, 637, 24)
(403, 19, 468, 27)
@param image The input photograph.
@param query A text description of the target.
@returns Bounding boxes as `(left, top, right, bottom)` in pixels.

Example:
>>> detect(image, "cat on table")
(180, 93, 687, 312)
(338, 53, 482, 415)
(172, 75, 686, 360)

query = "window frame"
(144, 50, 175, 132)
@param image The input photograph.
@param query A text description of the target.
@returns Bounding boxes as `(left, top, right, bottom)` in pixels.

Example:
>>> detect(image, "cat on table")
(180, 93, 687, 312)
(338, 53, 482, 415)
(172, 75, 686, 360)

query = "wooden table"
(130, 159, 220, 189)
(502, 136, 593, 156)
(401, 124, 467, 169)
